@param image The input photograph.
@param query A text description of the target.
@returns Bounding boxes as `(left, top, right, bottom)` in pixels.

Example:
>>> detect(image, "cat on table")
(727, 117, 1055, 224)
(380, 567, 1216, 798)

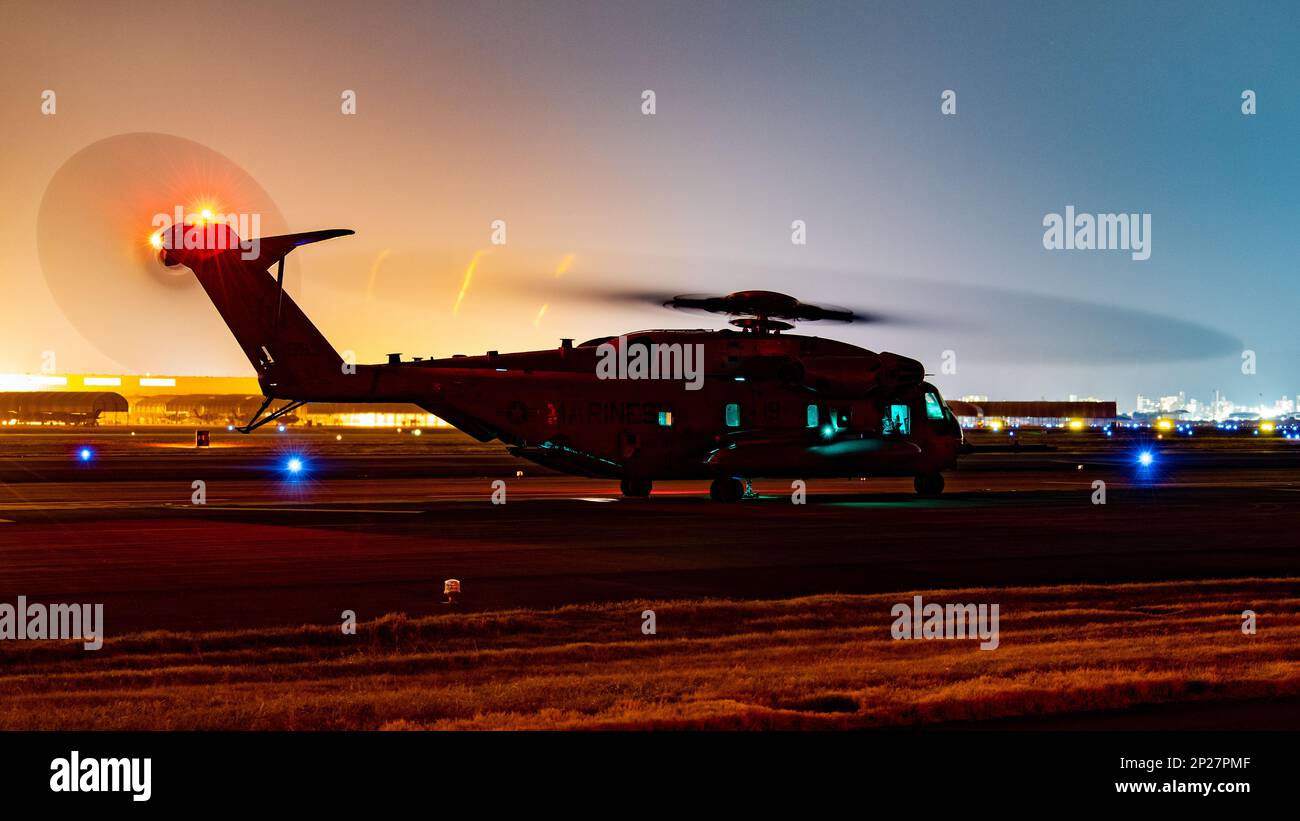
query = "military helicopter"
(159, 223, 964, 502)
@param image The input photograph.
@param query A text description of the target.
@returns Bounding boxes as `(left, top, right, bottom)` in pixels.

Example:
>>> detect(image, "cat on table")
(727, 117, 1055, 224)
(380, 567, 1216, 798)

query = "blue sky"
(2, 1, 1297, 406)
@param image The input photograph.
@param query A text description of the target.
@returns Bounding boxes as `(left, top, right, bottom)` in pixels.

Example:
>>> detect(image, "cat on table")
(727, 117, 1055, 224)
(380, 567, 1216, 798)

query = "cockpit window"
(924, 392, 944, 420)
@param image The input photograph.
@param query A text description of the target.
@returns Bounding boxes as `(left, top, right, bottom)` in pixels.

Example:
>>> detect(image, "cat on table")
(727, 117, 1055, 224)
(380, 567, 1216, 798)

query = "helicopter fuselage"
(265, 328, 964, 482)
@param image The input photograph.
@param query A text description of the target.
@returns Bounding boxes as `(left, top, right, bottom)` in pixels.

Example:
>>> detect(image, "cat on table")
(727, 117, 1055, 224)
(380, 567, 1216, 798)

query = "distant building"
(0, 373, 449, 428)
(947, 399, 1117, 429)
(0, 391, 128, 425)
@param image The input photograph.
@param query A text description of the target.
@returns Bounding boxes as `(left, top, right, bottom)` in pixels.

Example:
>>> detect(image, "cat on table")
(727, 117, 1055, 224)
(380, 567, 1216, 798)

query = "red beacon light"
(155, 220, 246, 268)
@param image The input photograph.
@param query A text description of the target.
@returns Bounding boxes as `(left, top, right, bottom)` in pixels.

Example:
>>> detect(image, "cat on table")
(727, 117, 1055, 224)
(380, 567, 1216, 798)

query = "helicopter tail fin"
(159, 226, 351, 397)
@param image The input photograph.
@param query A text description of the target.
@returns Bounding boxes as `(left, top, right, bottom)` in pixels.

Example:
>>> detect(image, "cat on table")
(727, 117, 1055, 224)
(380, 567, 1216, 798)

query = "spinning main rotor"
(663, 290, 862, 334)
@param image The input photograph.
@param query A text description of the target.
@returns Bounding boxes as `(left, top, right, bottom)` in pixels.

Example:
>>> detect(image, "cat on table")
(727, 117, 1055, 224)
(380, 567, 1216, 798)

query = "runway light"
(286, 457, 303, 474)
(78, 448, 92, 461)
(1138, 450, 1154, 467)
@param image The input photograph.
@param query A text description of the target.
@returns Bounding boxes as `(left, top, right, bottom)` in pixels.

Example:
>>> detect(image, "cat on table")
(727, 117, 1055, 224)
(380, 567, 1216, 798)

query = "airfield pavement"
(0, 426, 1298, 632)
(1, 426, 1297, 729)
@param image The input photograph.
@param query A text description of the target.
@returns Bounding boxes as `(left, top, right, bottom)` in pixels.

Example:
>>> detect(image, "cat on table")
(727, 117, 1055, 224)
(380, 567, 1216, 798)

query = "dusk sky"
(2, 1, 1298, 407)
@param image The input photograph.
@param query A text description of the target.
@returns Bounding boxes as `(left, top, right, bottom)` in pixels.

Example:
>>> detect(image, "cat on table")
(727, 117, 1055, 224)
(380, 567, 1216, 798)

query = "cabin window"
(725, 403, 741, 427)
(658, 411, 674, 427)
(924, 392, 944, 420)
(885, 404, 911, 435)
(806, 404, 819, 427)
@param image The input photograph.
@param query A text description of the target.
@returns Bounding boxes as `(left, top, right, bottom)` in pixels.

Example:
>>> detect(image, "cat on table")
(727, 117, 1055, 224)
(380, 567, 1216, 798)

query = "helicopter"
(158, 222, 964, 502)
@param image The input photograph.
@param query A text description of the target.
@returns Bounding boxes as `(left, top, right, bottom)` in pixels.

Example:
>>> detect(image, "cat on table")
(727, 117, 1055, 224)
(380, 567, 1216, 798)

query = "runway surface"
(1, 427, 1298, 633)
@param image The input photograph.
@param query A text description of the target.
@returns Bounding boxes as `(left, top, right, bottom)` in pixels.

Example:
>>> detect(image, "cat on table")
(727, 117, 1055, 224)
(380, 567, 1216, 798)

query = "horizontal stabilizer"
(248, 229, 354, 267)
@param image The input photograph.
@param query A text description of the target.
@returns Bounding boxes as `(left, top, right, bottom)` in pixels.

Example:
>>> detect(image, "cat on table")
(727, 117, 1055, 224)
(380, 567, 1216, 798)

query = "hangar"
(0, 391, 128, 425)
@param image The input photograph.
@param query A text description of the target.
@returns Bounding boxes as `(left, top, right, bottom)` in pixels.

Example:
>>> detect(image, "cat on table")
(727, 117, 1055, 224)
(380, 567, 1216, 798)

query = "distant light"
(335, 434, 342, 441)
(227, 425, 234, 431)
(412, 428, 423, 436)
(79, 448, 92, 461)
(277, 424, 286, 432)
(287, 457, 303, 473)
(1138, 451, 1154, 467)
(819, 424, 834, 440)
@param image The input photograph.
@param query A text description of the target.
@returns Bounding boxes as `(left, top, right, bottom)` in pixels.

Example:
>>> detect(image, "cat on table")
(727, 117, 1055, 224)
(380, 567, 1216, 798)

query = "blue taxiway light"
(78, 448, 92, 461)
(1138, 451, 1154, 467)
(286, 457, 304, 474)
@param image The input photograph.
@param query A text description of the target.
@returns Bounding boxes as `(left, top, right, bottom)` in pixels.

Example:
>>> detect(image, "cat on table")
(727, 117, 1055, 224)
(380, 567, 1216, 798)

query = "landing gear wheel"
(620, 477, 653, 497)
(914, 473, 945, 497)
(709, 477, 746, 503)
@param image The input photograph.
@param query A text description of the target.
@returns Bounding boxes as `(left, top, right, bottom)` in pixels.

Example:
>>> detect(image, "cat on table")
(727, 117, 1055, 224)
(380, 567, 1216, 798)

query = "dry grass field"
(0, 578, 1296, 730)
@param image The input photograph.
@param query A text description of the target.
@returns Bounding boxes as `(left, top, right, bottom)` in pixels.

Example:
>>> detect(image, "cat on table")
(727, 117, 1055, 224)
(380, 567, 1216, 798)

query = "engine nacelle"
(780, 355, 879, 396)
(779, 352, 923, 397)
